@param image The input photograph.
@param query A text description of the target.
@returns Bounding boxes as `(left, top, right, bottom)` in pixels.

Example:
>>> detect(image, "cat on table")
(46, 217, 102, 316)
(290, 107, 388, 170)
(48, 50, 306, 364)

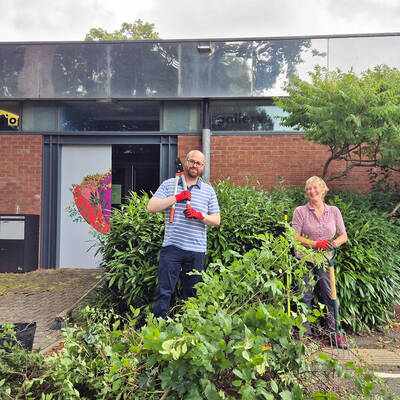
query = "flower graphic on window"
(66, 170, 111, 234)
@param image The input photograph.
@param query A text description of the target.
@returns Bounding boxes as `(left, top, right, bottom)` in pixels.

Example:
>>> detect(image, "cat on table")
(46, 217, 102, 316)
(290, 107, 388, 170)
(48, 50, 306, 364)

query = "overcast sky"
(1, 0, 399, 42)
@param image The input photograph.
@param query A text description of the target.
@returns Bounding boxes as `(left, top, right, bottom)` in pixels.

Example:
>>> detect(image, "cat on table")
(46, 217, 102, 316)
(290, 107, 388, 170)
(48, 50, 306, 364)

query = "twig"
(160, 387, 171, 400)
(54, 276, 105, 322)
(388, 201, 400, 218)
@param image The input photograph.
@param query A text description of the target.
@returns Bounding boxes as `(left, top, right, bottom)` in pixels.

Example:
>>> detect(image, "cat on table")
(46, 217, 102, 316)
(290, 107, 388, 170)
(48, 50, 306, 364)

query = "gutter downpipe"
(202, 98, 211, 182)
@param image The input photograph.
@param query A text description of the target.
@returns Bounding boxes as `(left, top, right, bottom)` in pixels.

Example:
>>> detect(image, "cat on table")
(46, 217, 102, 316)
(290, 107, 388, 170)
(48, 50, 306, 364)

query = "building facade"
(1, 33, 399, 269)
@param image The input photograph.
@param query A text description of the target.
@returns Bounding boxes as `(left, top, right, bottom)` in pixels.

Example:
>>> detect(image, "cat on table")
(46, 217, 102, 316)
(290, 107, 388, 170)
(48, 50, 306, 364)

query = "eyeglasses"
(187, 159, 204, 167)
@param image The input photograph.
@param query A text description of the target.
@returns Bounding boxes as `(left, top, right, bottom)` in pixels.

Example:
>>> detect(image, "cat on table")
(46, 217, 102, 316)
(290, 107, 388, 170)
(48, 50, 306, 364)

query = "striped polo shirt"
(153, 177, 220, 253)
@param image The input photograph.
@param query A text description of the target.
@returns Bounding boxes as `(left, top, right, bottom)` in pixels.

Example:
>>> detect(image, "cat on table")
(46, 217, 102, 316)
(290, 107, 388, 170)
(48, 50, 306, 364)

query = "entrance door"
(112, 144, 159, 205)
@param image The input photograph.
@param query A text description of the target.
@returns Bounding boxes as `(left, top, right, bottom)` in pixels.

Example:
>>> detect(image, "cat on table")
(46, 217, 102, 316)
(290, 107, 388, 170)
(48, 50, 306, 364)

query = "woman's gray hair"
(305, 176, 329, 197)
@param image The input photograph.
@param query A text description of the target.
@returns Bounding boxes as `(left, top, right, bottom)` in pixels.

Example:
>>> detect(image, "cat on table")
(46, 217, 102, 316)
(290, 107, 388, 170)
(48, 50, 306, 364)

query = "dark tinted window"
(211, 100, 295, 132)
(60, 101, 160, 131)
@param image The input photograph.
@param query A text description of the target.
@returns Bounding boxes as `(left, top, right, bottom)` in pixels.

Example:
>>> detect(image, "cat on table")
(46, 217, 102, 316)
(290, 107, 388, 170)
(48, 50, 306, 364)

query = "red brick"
(178, 134, 400, 192)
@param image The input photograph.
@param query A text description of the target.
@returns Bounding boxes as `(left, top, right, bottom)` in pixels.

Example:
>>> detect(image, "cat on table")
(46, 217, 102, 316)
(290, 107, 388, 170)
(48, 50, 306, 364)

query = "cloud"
(0, 0, 399, 42)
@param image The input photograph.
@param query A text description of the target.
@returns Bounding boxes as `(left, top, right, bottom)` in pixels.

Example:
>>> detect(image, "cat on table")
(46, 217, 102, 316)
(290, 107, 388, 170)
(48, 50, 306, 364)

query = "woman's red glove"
(315, 240, 330, 250)
(175, 190, 191, 202)
(184, 207, 203, 220)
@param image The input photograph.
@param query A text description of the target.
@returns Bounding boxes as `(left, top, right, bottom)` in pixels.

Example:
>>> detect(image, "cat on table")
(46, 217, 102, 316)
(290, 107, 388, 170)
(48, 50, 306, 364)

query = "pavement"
(1, 268, 400, 395)
(0, 268, 102, 352)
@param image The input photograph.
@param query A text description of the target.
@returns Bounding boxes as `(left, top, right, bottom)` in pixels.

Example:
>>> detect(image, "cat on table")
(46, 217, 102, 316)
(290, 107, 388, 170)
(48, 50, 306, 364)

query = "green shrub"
(2, 237, 394, 399)
(327, 192, 400, 332)
(97, 180, 400, 333)
(96, 192, 164, 313)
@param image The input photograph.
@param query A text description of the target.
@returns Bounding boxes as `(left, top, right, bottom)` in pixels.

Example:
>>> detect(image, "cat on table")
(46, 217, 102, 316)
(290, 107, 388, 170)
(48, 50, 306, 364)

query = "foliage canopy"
(275, 65, 400, 181)
(85, 19, 160, 41)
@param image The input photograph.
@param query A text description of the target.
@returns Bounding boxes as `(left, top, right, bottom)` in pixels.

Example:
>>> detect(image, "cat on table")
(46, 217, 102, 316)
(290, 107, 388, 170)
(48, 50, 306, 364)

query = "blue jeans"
(153, 245, 206, 318)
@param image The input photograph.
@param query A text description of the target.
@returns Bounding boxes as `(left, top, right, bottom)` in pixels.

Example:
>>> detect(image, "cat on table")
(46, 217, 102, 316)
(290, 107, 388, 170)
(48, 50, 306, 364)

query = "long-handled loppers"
(169, 157, 190, 223)
(326, 246, 350, 357)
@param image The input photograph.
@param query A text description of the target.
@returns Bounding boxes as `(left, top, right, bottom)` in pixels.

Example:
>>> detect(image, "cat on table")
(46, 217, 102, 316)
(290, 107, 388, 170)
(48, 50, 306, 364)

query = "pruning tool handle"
(180, 173, 191, 209)
(329, 266, 337, 301)
(326, 245, 338, 300)
(169, 157, 189, 223)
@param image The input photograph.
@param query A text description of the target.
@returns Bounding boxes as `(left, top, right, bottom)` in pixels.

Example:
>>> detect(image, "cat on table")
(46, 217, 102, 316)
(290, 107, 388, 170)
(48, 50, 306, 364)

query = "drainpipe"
(202, 98, 211, 182)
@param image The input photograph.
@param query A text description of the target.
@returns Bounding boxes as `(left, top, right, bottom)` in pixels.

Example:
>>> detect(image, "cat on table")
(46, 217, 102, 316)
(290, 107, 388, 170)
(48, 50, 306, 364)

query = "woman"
(292, 176, 348, 345)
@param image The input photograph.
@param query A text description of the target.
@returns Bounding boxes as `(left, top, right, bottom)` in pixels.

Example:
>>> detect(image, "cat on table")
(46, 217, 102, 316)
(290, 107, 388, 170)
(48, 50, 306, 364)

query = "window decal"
(0, 109, 19, 128)
(66, 170, 111, 234)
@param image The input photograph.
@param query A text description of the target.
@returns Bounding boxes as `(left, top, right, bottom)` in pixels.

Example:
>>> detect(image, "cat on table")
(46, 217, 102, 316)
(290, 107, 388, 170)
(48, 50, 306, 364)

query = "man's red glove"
(184, 207, 203, 220)
(175, 190, 191, 202)
(315, 240, 330, 250)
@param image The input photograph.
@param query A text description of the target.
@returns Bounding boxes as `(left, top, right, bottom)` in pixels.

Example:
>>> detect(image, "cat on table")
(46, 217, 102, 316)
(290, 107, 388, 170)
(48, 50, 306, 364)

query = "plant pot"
(0, 322, 36, 351)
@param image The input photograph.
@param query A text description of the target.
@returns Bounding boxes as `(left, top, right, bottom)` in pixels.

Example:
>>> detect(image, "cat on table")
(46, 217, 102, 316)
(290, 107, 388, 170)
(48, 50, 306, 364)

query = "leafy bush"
(97, 180, 400, 333)
(327, 193, 400, 332)
(96, 192, 164, 313)
(2, 237, 395, 399)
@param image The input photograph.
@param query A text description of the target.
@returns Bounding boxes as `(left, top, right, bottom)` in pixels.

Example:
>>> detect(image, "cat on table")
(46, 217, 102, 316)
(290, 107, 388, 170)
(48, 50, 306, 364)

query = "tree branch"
(388, 202, 400, 218)
(325, 163, 357, 182)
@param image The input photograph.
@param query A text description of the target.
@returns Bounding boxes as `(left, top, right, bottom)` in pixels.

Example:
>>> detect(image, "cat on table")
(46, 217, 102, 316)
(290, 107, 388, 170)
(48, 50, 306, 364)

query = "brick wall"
(0, 135, 42, 215)
(178, 134, 392, 192)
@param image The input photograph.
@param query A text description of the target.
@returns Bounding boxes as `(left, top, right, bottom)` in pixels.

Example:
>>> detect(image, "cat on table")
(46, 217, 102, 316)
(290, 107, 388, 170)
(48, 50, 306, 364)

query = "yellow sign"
(0, 109, 19, 127)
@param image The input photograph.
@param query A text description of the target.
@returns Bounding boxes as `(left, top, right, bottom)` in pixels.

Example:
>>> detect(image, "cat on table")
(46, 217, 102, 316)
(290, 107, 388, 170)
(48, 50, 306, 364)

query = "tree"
(85, 19, 160, 41)
(275, 65, 400, 181)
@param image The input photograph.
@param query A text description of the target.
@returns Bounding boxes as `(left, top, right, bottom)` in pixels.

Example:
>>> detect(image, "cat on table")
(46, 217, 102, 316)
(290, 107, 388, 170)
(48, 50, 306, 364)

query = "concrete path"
(0, 268, 102, 351)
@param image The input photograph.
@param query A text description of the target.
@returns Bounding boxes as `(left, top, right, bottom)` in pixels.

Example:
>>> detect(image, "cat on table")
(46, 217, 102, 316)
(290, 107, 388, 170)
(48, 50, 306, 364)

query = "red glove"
(315, 240, 330, 250)
(184, 207, 203, 220)
(175, 190, 191, 203)
(330, 241, 337, 248)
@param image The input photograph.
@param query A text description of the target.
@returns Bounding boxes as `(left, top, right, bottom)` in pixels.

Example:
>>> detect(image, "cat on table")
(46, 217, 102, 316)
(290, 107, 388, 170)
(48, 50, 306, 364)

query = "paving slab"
(321, 347, 400, 367)
(0, 268, 103, 350)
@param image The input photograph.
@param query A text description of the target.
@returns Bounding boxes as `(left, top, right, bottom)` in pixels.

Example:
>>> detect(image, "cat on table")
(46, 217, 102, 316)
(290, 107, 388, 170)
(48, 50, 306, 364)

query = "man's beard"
(186, 167, 202, 178)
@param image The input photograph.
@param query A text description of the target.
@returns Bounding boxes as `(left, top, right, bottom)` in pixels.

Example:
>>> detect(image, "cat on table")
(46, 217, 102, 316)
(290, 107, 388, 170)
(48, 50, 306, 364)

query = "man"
(147, 150, 220, 318)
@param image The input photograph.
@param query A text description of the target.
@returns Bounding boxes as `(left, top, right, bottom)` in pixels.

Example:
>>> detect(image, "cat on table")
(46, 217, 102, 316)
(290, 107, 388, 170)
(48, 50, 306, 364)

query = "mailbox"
(0, 215, 39, 273)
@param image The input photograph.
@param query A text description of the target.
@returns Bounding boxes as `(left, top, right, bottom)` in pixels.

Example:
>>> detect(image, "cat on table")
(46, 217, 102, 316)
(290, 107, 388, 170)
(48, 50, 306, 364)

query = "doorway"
(112, 144, 160, 205)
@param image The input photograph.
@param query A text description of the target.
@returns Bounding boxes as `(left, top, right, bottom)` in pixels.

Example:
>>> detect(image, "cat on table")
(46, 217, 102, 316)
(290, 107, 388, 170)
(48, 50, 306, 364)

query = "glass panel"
(0, 101, 20, 131)
(41, 44, 109, 98)
(180, 41, 253, 97)
(60, 101, 160, 131)
(328, 36, 400, 74)
(0, 45, 38, 98)
(252, 39, 327, 96)
(112, 144, 160, 199)
(211, 100, 295, 132)
(110, 42, 179, 97)
(22, 103, 57, 131)
(162, 101, 200, 132)
(0, 38, 328, 99)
